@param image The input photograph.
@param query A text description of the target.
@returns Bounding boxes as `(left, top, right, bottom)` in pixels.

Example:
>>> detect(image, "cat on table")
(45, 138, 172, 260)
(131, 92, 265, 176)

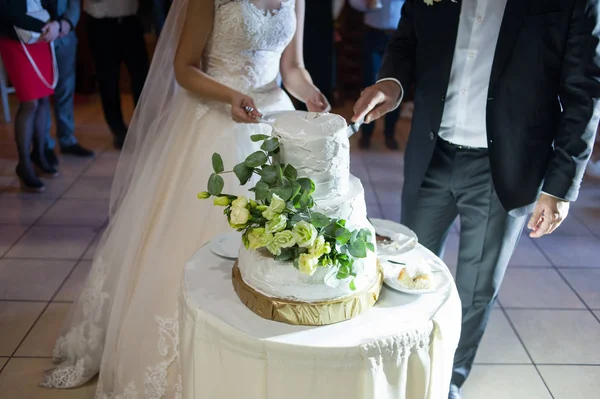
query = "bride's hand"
(231, 93, 262, 123)
(306, 90, 331, 113)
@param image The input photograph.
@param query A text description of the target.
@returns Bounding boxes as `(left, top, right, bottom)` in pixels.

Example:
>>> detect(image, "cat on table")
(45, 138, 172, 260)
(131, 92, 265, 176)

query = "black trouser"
(87, 14, 149, 137)
(402, 139, 527, 389)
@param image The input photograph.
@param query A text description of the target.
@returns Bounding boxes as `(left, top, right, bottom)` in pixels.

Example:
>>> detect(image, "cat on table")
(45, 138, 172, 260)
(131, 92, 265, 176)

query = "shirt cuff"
(376, 78, 404, 110)
(541, 191, 568, 202)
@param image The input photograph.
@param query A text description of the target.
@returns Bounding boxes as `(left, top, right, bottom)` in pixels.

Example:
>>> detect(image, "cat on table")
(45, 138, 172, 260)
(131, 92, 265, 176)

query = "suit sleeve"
(542, 0, 600, 200)
(0, 0, 46, 32)
(61, 0, 81, 28)
(376, 0, 417, 92)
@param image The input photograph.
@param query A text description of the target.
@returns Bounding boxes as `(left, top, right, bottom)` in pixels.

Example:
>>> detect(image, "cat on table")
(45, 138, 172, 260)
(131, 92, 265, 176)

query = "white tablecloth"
(179, 244, 461, 399)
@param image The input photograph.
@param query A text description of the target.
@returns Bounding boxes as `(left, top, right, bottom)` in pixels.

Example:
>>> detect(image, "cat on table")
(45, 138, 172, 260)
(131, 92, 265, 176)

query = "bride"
(41, 0, 330, 397)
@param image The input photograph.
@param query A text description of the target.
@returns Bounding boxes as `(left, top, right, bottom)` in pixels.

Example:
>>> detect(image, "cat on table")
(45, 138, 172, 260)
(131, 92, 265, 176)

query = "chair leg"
(0, 56, 12, 123)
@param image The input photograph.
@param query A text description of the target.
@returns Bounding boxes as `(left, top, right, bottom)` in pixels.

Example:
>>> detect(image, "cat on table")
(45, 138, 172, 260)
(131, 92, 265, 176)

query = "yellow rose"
(214, 196, 231, 207)
(262, 194, 286, 220)
(265, 214, 288, 234)
(231, 196, 248, 209)
(229, 206, 250, 228)
(298, 253, 319, 276)
(246, 228, 272, 249)
(309, 236, 331, 258)
(293, 221, 318, 248)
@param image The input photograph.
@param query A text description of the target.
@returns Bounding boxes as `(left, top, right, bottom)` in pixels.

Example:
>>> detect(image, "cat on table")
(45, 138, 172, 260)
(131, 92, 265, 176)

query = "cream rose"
(298, 253, 319, 276)
(293, 221, 318, 248)
(231, 196, 248, 209)
(262, 194, 286, 220)
(265, 214, 288, 234)
(245, 228, 272, 249)
(229, 206, 250, 228)
(309, 235, 331, 258)
(273, 230, 297, 249)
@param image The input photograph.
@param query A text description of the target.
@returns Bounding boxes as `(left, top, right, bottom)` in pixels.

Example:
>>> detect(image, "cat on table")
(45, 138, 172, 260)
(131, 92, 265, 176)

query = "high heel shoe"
(15, 164, 45, 193)
(30, 151, 59, 178)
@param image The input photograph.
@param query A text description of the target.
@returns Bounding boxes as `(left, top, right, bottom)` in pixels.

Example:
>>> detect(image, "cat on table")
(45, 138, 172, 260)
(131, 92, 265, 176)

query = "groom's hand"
(352, 81, 402, 124)
(528, 193, 570, 238)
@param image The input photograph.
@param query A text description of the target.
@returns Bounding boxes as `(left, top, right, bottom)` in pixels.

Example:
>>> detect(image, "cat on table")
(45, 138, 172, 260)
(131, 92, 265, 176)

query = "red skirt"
(0, 37, 55, 102)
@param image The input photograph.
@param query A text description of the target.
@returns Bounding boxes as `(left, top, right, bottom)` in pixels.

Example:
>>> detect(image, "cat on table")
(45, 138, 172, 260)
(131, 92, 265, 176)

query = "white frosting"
(238, 247, 379, 302)
(271, 111, 350, 199)
(314, 176, 368, 222)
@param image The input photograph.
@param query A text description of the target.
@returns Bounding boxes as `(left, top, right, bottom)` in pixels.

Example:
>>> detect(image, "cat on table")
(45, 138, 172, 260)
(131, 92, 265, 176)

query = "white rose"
(298, 253, 319, 276)
(231, 196, 248, 209)
(293, 221, 318, 248)
(229, 207, 250, 228)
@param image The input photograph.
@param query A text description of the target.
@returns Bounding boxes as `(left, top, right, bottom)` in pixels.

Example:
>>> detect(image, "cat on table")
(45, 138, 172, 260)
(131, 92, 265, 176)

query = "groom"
(352, 0, 600, 398)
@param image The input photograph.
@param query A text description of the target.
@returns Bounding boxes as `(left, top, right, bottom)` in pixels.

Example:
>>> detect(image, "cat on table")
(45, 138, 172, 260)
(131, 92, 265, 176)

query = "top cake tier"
(270, 111, 350, 199)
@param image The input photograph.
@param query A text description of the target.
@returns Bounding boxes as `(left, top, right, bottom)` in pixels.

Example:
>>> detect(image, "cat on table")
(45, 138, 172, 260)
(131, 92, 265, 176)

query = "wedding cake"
(200, 111, 383, 325)
(237, 112, 380, 303)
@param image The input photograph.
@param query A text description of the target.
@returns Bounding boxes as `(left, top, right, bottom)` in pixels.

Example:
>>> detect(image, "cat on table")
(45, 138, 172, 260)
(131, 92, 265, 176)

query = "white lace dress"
(41, 1, 297, 397)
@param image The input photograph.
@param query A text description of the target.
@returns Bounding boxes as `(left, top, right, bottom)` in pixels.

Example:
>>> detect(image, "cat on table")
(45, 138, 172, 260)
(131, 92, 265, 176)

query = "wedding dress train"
(42, 1, 297, 397)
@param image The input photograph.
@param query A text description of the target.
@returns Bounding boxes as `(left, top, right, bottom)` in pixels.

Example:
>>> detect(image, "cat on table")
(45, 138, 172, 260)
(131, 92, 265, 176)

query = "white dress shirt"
(84, 0, 139, 19)
(349, 0, 405, 31)
(438, 0, 507, 148)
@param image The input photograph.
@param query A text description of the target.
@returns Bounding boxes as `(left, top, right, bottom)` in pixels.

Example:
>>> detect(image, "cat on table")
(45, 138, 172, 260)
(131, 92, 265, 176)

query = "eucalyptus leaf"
(349, 279, 356, 291)
(245, 151, 268, 168)
(250, 134, 270, 142)
(291, 213, 310, 223)
(297, 178, 315, 194)
(211, 153, 224, 174)
(233, 163, 253, 185)
(207, 173, 224, 196)
(254, 181, 270, 201)
(283, 164, 298, 180)
(271, 186, 294, 202)
(348, 238, 367, 258)
(275, 248, 295, 261)
(366, 242, 375, 252)
(335, 228, 352, 245)
(261, 138, 280, 153)
(310, 212, 330, 229)
(259, 165, 278, 184)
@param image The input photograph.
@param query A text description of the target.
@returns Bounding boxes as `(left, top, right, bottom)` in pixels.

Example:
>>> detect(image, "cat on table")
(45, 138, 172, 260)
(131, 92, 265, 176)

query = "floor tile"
(365, 203, 383, 219)
(360, 182, 379, 205)
(15, 303, 71, 357)
(0, 302, 45, 356)
(0, 357, 8, 370)
(462, 365, 552, 399)
(509, 237, 552, 267)
(54, 155, 96, 177)
(54, 260, 92, 302)
(0, 176, 16, 190)
(474, 310, 530, 364)
(507, 310, 600, 364)
(83, 152, 118, 177)
(0, 358, 96, 399)
(1, 176, 76, 201)
(561, 269, 600, 309)
(63, 177, 113, 199)
(499, 269, 585, 309)
(0, 225, 27, 257)
(572, 207, 600, 236)
(6, 226, 96, 260)
(37, 199, 108, 228)
(542, 213, 594, 236)
(0, 198, 54, 225)
(538, 365, 600, 399)
(373, 185, 403, 204)
(0, 259, 74, 301)
(536, 236, 600, 267)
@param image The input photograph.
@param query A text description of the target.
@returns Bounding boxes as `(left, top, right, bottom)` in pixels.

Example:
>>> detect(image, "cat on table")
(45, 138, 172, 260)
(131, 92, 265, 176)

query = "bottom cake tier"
(231, 261, 383, 326)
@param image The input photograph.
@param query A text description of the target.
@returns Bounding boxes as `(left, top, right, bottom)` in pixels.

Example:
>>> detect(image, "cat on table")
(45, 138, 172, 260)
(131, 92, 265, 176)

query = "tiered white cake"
(237, 111, 379, 302)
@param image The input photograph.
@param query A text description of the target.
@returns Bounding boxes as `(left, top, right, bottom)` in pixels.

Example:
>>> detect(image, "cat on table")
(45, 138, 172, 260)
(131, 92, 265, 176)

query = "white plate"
(369, 218, 418, 256)
(210, 232, 241, 259)
(380, 254, 451, 295)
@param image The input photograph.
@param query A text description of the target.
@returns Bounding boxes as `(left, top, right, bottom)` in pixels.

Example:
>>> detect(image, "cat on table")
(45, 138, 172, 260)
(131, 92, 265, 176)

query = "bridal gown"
(42, 1, 297, 397)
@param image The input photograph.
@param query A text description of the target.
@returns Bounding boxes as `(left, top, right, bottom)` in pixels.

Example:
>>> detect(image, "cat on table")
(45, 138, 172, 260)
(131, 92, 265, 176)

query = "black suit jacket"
(378, 0, 600, 211)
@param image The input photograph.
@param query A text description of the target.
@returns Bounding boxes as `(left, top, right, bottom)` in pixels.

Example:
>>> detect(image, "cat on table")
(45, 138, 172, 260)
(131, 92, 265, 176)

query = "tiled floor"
(0, 95, 599, 399)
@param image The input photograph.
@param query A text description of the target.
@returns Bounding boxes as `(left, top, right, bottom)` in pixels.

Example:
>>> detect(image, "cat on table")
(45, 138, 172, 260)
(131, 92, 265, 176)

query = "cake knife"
(347, 118, 364, 138)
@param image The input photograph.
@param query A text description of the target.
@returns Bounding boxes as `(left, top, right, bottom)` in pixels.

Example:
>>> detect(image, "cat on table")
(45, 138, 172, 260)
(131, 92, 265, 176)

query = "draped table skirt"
(179, 244, 461, 399)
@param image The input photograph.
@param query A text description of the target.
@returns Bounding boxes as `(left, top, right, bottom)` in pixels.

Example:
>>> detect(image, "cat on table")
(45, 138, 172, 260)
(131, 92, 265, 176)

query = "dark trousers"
(87, 14, 149, 137)
(299, 0, 334, 108)
(152, 0, 172, 37)
(45, 32, 78, 150)
(401, 139, 527, 388)
(362, 28, 401, 138)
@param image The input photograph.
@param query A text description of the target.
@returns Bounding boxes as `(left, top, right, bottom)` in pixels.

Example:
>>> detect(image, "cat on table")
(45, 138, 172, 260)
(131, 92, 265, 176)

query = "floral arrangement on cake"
(198, 135, 374, 289)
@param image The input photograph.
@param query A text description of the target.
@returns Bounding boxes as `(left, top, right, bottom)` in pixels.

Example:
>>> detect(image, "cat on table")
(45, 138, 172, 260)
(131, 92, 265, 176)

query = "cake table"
(178, 242, 461, 399)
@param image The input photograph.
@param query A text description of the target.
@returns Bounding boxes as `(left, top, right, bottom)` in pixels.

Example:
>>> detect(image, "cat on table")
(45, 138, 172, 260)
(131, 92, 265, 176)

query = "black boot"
(61, 143, 95, 158)
(15, 163, 45, 193)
